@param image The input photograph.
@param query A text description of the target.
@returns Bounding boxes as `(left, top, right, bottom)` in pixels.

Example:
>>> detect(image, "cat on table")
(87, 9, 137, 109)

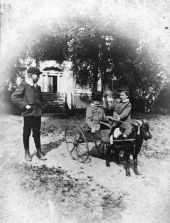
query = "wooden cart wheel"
(93, 130, 109, 157)
(65, 125, 89, 163)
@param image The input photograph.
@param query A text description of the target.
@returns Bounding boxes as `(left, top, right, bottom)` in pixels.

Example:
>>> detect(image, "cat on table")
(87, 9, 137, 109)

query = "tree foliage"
(65, 21, 165, 103)
(24, 33, 67, 65)
(15, 16, 166, 111)
(66, 25, 101, 90)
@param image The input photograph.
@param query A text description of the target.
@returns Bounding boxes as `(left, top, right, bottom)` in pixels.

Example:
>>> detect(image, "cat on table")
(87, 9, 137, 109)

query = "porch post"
(44, 73, 49, 92)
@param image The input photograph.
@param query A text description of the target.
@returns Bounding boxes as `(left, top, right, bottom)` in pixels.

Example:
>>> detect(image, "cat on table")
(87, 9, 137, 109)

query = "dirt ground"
(0, 112, 170, 223)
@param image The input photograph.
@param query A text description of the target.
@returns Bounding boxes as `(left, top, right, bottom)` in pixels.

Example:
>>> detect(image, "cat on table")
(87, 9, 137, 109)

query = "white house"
(38, 60, 91, 110)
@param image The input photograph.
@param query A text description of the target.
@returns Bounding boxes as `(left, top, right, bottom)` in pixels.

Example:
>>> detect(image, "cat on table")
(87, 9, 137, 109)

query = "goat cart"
(64, 122, 136, 163)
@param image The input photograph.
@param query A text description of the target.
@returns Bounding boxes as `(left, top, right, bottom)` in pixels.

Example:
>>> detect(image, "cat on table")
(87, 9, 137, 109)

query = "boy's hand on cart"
(107, 116, 114, 121)
(107, 116, 120, 121)
(114, 115, 120, 121)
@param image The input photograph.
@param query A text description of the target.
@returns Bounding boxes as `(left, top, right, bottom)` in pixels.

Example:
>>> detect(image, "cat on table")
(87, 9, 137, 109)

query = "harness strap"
(130, 119, 143, 135)
(137, 126, 140, 135)
(136, 120, 144, 135)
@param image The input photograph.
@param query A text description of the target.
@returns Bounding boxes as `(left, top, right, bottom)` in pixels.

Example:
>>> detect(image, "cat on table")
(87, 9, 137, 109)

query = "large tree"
(12, 16, 166, 111)
(65, 21, 166, 107)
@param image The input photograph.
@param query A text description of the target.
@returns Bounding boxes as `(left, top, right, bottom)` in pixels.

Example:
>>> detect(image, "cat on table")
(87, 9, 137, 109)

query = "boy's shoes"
(106, 161, 110, 167)
(36, 152, 47, 160)
(25, 153, 32, 162)
(39, 151, 46, 156)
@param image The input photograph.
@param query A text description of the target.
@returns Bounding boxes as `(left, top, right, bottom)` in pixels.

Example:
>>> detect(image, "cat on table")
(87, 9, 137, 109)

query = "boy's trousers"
(23, 116, 41, 151)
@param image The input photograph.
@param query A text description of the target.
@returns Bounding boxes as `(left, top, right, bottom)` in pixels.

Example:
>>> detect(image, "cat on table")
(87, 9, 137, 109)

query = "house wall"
(38, 60, 93, 109)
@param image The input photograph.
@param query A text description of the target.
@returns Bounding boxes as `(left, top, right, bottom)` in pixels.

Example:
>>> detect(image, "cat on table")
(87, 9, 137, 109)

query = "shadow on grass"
(30, 139, 63, 159)
(89, 146, 105, 160)
(44, 110, 86, 119)
(89, 144, 139, 176)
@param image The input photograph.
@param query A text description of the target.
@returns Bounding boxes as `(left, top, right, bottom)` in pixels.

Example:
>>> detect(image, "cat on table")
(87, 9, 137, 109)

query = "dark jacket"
(86, 103, 107, 130)
(11, 82, 42, 116)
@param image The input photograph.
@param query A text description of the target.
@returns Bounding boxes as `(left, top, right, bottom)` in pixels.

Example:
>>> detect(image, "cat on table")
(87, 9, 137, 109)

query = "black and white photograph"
(0, 0, 170, 222)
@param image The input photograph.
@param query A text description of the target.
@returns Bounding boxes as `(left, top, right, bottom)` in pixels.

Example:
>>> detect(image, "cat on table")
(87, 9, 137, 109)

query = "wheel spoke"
(65, 125, 89, 163)
(70, 145, 76, 154)
(76, 144, 88, 162)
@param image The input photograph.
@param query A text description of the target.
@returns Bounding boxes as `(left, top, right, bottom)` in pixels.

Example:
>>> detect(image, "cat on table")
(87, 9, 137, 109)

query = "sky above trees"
(0, 0, 169, 88)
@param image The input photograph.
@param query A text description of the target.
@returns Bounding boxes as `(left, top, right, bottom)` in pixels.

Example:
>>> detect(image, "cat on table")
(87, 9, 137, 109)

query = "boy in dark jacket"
(11, 66, 46, 161)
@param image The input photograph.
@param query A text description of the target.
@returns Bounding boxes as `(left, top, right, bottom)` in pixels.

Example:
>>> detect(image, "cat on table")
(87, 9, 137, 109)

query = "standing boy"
(11, 66, 46, 161)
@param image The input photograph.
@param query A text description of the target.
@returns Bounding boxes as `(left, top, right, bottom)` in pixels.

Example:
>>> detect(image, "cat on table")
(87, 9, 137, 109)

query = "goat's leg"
(125, 154, 131, 176)
(106, 145, 112, 167)
(115, 149, 120, 164)
(133, 155, 140, 175)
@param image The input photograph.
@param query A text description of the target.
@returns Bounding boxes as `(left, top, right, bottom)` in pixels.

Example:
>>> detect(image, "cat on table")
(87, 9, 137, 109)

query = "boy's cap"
(92, 91, 102, 102)
(27, 67, 42, 75)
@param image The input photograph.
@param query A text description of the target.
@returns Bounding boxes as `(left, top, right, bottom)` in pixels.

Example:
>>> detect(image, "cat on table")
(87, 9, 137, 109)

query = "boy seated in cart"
(86, 91, 109, 133)
(86, 89, 132, 143)
(108, 89, 132, 143)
